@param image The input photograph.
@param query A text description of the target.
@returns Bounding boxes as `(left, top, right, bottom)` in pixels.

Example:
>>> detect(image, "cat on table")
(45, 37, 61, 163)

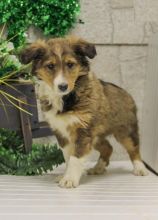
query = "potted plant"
(0, 39, 64, 175)
(0, 38, 37, 151)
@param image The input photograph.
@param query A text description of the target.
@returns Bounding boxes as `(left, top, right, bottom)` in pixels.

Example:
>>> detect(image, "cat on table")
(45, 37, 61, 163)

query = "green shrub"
(0, 0, 80, 47)
(0, 128, 64, 175)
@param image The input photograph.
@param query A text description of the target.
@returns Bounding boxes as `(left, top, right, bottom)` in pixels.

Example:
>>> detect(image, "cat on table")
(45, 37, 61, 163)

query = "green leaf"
(0, 0, 80, 47)
(0, 129, 64, 176)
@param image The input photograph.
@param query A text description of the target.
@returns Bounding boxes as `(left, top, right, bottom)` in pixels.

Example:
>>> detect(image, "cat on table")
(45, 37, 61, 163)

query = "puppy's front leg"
(59, 129, 92, 188)
(59, 155, 85, 188)
(40, 96, 52, 112)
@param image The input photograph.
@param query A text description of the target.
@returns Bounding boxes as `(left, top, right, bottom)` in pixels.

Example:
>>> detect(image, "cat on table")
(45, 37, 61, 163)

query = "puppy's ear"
(71, 37, 97, 59)
(19, 40, 47, 64)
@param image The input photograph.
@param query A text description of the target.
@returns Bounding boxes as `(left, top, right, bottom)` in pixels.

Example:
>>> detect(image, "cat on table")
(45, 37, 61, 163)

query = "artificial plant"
(0, 128, 64, 175)
(0, 0, 80, 47)
(0, 39, 64, 175)
(0, 37, 33, 115)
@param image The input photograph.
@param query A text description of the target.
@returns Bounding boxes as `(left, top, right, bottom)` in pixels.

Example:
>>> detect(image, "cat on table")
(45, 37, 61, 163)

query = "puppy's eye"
(47, 64, 55, 70)
(67, 62, 75, 68)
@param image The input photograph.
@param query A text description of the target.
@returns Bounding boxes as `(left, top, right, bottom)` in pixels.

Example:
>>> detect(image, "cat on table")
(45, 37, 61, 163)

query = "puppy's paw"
(133, 160, 149, 176)
(87, 159, 107, 175)
(40, 97, 52, 112)
(59, 176, 79, 188)
(87, 167, 106, 175)
(55, 175, 64, 183)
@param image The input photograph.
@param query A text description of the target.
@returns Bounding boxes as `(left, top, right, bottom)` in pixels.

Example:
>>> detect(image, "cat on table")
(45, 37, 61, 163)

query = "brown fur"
(53, 130, 69, 148)
(94, 137, 113, 166)
(20, 36, 143, 169)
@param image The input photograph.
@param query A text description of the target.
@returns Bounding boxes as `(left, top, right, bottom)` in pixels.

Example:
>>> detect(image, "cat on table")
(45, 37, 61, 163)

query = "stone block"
(119, 46, 147, 61)
(119, 46, 147, 124)
(111, 0, 134, 9)
(72, 0, 158, 44)
(134, 0, 158, 43)
(71, 0, 113, 43)
(112, 8, 143, 44)
(91, 45, 121, 85)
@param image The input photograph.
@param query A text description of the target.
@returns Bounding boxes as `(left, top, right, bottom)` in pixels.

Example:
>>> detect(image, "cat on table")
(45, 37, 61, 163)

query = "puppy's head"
(20, 36, 96, 95)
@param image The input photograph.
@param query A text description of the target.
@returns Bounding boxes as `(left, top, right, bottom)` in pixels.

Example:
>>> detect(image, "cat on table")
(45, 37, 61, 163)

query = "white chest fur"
(44, 110, 80, 140)
(36, 79, 80, 140)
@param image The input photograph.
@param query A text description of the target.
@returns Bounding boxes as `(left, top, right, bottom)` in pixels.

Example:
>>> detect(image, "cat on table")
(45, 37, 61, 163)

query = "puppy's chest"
(43, 110, 80, 140)
(37, 80, 81, 139)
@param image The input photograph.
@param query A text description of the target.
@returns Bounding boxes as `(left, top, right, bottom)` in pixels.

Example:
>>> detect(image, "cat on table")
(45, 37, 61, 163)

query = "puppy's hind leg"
(88, 137, 113, 175)
(114, 124, 148, 176)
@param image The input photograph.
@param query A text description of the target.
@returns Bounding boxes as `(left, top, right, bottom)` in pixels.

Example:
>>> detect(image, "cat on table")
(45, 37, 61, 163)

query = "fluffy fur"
(20, 36, 148, 188)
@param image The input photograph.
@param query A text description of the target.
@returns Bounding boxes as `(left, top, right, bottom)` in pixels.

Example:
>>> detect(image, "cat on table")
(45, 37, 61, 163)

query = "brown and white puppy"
(20, 36, 148, 188)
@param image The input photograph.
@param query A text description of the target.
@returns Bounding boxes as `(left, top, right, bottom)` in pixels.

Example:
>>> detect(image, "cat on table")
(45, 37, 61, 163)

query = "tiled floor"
(0, 161, 158, 220)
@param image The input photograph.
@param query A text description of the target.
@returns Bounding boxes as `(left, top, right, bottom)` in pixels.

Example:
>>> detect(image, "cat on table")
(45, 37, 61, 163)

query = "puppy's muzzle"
(58, 83, 68, 92)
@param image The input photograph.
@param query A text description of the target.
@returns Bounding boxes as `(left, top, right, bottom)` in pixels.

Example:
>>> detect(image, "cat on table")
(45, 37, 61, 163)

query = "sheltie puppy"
(20, 36, 148, 188)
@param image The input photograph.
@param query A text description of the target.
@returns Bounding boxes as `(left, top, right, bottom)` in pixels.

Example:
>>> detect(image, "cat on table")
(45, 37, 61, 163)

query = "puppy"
(20, 36, 148, 188)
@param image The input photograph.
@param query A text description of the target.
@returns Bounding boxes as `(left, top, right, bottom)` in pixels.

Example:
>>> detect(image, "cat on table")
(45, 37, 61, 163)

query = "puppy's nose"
(58, 83, 68, 92)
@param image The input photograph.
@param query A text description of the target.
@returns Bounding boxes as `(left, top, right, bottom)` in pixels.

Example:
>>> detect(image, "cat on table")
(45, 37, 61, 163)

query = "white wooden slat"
(0, 161, 157, 220)
(1, 214, 158, 220)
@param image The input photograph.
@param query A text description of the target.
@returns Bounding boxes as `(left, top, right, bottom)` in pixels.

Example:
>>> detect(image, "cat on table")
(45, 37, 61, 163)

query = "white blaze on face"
(54, 73, 69, 94)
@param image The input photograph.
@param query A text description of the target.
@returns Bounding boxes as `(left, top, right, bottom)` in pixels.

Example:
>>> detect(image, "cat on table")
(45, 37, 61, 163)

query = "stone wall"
(70, 0, 158, 160)
(34, 0, 158, 160)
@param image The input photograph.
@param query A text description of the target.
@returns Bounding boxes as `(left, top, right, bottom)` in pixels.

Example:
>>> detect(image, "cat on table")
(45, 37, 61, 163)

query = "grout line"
(94, 43, 148, 46)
